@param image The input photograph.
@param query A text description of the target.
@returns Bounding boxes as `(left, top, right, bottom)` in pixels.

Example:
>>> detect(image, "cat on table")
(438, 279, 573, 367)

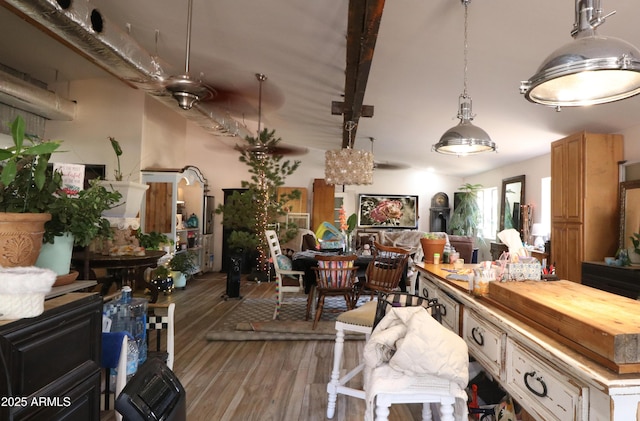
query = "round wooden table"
(72, 249, 167, 298)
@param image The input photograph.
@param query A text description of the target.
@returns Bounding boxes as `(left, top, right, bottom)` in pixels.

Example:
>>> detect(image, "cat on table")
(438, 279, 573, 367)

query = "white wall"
(45, 78, 145, 182)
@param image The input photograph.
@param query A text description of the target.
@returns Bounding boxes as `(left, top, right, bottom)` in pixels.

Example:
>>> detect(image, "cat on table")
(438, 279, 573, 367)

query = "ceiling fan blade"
(232, 142, 308, 157)
(374, 161, 410, 170)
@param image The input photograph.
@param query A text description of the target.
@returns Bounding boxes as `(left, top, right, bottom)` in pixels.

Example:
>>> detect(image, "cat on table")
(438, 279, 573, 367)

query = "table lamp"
(531, 223, 546, 249)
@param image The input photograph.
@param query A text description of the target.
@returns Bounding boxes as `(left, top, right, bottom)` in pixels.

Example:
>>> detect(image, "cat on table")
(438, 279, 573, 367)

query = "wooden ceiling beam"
(341, 0, 385, 148)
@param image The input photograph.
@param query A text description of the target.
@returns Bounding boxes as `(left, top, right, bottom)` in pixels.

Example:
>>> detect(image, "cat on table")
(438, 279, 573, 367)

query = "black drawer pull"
(422, 287, 430, 298)
(440, 304, 447, 317)
(524, 371, 548, 398)
(471, 326, 484, 346)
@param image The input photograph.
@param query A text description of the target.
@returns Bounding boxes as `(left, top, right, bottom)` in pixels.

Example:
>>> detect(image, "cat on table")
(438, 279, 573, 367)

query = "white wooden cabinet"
(416, 263, 640, 421)
(140, 166, 208, 273)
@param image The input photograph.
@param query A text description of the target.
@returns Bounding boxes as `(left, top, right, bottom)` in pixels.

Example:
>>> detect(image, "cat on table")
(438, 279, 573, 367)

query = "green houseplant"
(215, 128, 301, 281)
(136, 229, 173, 251)
(449, 183, 484, 243)
(99, 136, 149, 219)
(168, 251, 198, 288)
(0, 115, 62, 267)
(36, 180, 122, 276)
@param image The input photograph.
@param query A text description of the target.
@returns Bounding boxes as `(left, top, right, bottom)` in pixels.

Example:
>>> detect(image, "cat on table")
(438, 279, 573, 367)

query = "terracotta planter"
(0, 212, 51, 267)
(420, 237, 446, 264)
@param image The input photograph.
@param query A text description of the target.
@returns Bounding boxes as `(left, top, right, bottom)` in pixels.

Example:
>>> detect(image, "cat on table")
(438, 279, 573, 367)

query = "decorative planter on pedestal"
(99, 180, 149, 219)
(0, 212, 51, 267)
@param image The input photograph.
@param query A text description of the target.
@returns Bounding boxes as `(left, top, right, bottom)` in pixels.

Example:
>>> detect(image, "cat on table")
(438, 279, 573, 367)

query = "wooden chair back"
(265, 229, 284, 267)
(372, 291, 442, 330)
(313, 254, 359, 290)
(364, 242, 411, 294)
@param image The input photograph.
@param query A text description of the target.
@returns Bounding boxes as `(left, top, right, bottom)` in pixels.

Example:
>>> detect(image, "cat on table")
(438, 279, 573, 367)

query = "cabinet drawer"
(506, 339, 586, 421)
(419, 277, 460, 334)
(463, 309, 503, 379)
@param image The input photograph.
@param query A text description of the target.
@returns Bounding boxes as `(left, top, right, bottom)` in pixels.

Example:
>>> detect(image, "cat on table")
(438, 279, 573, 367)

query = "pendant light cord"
(462, 0, 469, 98)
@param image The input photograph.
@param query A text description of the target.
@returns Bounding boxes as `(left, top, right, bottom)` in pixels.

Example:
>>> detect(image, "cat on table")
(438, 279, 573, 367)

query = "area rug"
(205, 295, 368, 341)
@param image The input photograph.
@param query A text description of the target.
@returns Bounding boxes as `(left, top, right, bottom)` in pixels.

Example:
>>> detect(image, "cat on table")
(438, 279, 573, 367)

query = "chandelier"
(325, 121, 374, 185)
(433, 0, 495, 156)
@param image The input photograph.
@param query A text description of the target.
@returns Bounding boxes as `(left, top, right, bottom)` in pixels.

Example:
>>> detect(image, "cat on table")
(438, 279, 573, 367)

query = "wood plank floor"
(100, 271, 424, 421)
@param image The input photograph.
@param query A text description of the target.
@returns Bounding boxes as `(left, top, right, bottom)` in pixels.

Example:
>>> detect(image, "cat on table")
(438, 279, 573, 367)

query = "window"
(477, 187, 498, 240)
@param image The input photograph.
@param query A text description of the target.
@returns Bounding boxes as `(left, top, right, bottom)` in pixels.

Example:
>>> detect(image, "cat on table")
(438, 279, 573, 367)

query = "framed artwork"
(357, 194, 418, 229)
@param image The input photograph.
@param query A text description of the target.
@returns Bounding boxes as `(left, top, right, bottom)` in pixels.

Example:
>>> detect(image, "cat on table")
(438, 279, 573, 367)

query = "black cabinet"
(582, 262, 640, 299)
(0, 293, 102, 421)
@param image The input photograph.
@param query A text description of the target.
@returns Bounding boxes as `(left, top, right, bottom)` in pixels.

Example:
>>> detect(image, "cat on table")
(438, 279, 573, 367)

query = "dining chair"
(101, 331, 128, 421)
(364, 291, 467, 421)
(356, 242, 411, 301)
(311, 254, 359, 329)
(265, 229, 307, 320)
(326, 291, 442, 419)
(146, 302, 176, 370)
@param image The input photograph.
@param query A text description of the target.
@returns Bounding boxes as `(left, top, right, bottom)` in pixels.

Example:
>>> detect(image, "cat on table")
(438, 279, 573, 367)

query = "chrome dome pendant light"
(433, 0, 495, 156)
(520, 0, 640, 108)
(165, 0, 215, 110)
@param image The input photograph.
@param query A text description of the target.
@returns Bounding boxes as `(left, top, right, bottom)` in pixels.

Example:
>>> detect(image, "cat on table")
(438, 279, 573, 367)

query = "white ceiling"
(1, 0, 640, 177)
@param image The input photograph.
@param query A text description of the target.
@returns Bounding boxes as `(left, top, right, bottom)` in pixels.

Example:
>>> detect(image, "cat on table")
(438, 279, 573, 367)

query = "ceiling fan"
(161, 0, 284, 118)
(368, 137, 410, 170)
(231, 73, 308, 157)
(163, 0, 215, 110)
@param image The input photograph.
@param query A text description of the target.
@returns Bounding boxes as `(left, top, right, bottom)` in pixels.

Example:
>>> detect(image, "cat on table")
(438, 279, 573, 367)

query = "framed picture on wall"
(357, 194, 418, 229)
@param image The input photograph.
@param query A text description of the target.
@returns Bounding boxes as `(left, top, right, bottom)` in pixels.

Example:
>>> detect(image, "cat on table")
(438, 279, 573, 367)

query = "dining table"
(71, 249, 167, 298)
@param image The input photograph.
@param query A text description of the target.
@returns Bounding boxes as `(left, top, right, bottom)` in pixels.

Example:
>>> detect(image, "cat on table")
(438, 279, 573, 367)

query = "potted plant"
(420, 232, 447, 264)
(36, 179, 122, 279)
(168, 251, 198, 289)
(136, 229, 173, 251)
(99, 136, 149, 219)
(215, 128, 301, 281)
(449, 183, 484, 244)
(0, 115, 62, 267)
(150, 264, 173, 293)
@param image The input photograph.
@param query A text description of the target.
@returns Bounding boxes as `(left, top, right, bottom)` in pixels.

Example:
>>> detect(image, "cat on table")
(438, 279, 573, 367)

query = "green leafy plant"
(0, 115, 62, 213)
(152, 265, 171, 280)
(43, 179, 122, 246)
(423, 232, 445, 240)
(449, 183, 484, 242)
(169, 251, 198, 275)
(631, 232, 640, 255)
(215, 128, 301, 275)
(108, 136, 123, 181)
(136, 229, 173, 250)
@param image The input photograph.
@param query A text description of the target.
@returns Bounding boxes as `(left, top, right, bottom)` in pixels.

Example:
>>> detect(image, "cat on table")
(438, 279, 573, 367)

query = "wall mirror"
(500, 175, 526, 236)
(619, 180, 640, 259)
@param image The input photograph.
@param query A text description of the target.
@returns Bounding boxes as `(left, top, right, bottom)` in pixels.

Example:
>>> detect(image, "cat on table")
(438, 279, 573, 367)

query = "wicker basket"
(0, 266, 56, 320)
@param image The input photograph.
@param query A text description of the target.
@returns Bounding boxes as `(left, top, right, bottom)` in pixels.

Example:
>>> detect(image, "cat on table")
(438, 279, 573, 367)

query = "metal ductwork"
(0, 65, 76, 121)
(3, 0, 249, 137)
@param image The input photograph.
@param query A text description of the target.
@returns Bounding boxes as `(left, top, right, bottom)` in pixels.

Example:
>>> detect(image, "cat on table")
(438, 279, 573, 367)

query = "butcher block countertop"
(416, 262, 640, 374)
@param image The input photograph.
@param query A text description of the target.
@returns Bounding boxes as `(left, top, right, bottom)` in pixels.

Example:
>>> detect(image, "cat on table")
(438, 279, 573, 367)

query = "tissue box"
(505, 262, 541, 281)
